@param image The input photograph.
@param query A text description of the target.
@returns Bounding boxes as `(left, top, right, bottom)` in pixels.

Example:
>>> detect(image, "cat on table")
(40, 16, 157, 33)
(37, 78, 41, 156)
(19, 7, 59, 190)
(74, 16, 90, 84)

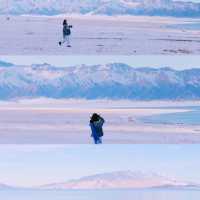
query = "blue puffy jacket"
(90, 118, 105, 139)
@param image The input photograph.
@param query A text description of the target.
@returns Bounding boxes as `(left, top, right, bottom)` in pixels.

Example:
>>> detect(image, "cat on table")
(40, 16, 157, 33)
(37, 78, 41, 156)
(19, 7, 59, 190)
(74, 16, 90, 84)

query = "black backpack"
(64, 28, 71, 36)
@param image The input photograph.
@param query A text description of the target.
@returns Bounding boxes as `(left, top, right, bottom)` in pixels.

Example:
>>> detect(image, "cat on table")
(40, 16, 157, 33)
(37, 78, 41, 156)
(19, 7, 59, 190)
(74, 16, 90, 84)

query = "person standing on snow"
(90, 113, 105, 144)
(59, 19, 72, 47)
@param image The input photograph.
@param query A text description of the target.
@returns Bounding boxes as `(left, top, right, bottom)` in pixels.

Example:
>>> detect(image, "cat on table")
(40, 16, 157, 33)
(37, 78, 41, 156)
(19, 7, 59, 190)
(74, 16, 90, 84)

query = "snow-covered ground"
(0, 98, 200, 144)
(0, 15, 200, 55)
(0, 189, 199, 200)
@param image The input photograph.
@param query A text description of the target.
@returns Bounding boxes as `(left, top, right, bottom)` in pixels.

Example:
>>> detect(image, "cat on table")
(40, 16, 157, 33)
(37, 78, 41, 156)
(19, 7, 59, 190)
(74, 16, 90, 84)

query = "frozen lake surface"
(168, 22, 200, 30)
(142, 106, 200, 125)
(0, 189, 199, 200)
(0, 15, 200, 55)
(0, 99, 200, 144)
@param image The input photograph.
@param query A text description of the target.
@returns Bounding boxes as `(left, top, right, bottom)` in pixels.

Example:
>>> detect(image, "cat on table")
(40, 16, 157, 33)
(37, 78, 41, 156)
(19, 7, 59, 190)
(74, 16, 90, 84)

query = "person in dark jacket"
(59, 19, 72, 47)
(90, 113, 105, 144)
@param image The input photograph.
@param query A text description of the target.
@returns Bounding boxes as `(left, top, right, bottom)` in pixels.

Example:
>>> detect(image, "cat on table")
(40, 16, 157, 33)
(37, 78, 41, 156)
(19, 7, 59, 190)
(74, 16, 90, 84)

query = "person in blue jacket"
(90, 113, 105, 144)
(59, 19, 72, 47)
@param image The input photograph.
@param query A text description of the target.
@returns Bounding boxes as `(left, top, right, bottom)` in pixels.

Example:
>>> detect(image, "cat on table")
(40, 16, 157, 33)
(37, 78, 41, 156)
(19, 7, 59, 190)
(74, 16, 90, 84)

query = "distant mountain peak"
(40, 170, 199, 190)
(0, 0, 200, 17)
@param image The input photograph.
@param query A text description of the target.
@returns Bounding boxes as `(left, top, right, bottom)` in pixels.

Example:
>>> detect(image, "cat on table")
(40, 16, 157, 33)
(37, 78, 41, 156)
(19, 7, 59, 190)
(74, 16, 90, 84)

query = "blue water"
(0, 189, 199, 200)
(141, 107, 200, 125)
(167, 22, 200, 30)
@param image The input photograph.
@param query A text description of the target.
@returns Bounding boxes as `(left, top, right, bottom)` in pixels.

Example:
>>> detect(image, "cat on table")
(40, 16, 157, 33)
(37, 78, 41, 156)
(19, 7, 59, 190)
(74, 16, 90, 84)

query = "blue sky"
(0, 145, 199, 187)
(0, 55, 200, 70)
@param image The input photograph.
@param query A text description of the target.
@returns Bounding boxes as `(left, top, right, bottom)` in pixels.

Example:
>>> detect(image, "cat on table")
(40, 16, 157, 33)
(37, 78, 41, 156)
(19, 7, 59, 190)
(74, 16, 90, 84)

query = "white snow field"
(0, 98, 200, 144)
(0, 15, 200, 55)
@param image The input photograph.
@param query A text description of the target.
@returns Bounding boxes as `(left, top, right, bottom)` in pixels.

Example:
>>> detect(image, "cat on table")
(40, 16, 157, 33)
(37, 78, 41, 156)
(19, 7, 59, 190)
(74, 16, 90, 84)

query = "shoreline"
(0, 99, 199, 144)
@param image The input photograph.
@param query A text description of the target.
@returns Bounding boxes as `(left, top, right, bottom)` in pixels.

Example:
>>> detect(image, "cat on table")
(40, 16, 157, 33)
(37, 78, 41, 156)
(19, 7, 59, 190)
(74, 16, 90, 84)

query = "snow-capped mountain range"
(0, 61, 200, 100)
(0, 0, 200, 17)
(40, 171, 200, 190)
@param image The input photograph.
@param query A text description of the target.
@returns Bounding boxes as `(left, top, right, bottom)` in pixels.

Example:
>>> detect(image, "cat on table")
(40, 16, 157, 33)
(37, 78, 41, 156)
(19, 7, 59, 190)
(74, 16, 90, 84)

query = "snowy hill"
(40, 171, 199, 190)
(0, 183, 15, 190)
(0, 0, 200, 17)
(0, 171, 199, 190)
(1, 62, 200, 100)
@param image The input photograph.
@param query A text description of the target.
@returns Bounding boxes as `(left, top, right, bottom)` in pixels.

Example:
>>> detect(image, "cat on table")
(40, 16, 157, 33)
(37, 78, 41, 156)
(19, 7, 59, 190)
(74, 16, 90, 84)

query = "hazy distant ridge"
(40, 171, 200, 190)
(1, 171, 200, 190)
(0, 183, 15, 190)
